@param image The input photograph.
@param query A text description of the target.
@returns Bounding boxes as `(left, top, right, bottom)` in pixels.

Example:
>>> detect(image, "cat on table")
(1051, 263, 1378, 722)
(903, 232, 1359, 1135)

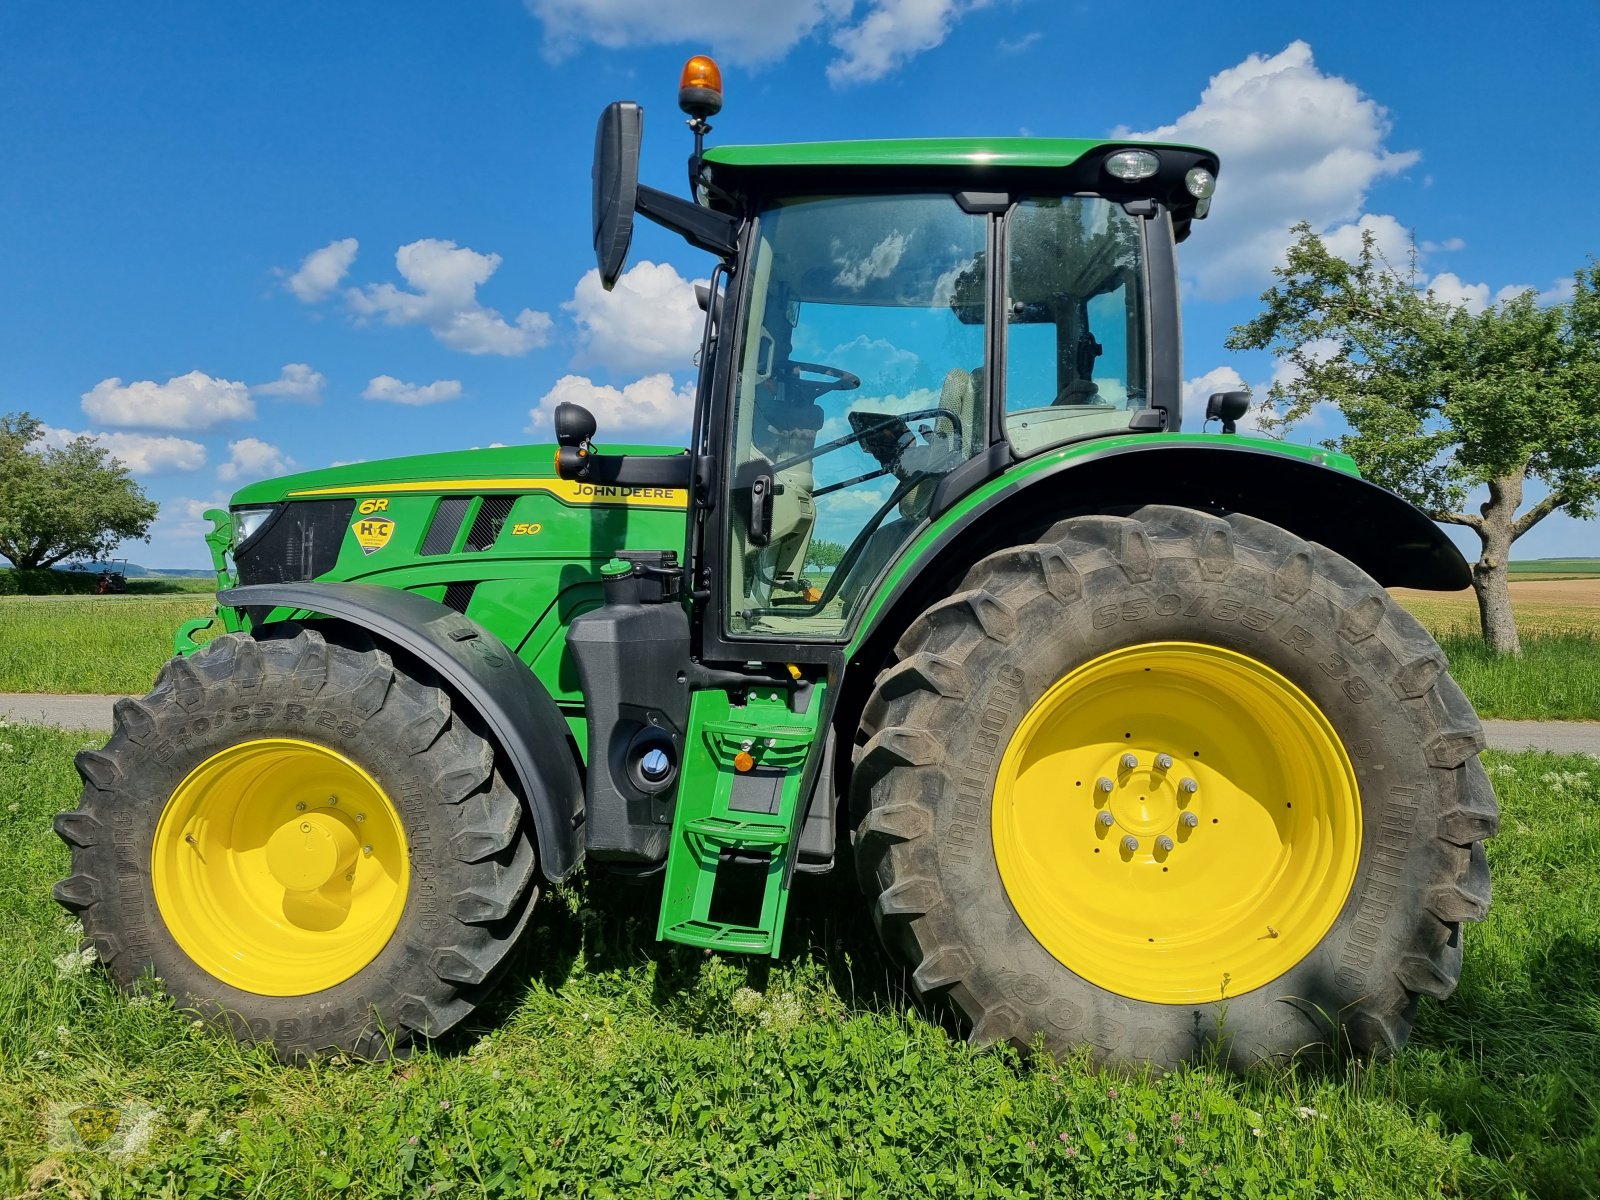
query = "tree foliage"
(804, 539, 846, 571)
(0, 412, 160, 570)
(1228, 225, 1600, 653)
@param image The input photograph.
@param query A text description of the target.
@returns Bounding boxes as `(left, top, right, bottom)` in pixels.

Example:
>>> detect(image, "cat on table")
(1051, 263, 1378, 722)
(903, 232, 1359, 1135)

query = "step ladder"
(657, 683, 826, 956)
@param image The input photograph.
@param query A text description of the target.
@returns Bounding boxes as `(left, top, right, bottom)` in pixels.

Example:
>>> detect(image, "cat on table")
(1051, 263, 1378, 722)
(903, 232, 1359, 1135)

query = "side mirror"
(1205, 390, 1250, 435)
(593, 101, 643, 291)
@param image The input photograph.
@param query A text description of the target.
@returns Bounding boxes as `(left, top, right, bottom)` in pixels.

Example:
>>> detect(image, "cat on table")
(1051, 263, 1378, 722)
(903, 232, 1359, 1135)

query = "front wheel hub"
(992, 642, 1362, 1004)
(151, 738, 410, 996)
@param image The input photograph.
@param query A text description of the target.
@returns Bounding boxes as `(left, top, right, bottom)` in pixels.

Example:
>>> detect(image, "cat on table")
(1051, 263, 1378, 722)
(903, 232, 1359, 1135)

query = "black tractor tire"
(53, 624, 540, 1060)
(852, 505, 1497, 1069)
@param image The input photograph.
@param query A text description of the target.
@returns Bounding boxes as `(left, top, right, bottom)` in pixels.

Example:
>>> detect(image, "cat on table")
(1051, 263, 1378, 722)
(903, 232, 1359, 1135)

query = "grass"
(1436, 633, 1600, 721)
(0, 596, 217, 694)
(1, 722, 1597, 1198)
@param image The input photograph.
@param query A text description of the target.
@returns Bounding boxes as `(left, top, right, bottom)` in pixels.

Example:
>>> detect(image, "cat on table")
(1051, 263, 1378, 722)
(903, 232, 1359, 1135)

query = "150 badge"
(351, 499, 395, 555)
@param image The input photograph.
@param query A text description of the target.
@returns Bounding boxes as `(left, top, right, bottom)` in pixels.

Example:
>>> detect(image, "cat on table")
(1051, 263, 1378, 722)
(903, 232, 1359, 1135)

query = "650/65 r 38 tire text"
(53, 624, 540, 1060)
(852, 505, 1498, 1069)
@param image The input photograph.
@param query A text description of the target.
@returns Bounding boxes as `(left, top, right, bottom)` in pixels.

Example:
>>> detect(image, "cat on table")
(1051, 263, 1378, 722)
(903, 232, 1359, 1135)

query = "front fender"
(219, 581, 585, 882)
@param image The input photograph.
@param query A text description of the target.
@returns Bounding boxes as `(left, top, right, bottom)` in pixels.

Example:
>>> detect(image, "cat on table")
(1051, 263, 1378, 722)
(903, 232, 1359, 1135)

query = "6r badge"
(351, 515, 396, 555)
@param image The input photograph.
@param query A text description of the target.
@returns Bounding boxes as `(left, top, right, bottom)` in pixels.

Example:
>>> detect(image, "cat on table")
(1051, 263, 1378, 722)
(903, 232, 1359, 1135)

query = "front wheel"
(852, 505, 1497, 1068)
(53, 625, 540, 1060)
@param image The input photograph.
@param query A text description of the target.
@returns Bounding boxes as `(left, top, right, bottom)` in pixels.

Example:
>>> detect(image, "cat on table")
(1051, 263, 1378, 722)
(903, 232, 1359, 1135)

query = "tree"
(805, 539, 845, 571)
(0, 412, 160, 570)
(1227, 226, 1600, 654)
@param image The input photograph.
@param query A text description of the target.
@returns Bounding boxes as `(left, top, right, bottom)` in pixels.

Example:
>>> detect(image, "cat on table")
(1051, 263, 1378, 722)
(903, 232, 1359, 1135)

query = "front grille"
(235, 499, 354, 585)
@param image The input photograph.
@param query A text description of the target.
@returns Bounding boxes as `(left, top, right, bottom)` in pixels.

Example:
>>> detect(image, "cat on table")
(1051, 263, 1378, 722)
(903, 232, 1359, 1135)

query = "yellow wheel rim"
(151, 738, 410, 996)
(992, 642, 1361, 1004)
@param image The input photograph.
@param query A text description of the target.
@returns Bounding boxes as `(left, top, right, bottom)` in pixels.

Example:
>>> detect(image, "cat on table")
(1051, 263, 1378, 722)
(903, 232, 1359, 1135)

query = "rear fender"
(220, 581, 586, 882)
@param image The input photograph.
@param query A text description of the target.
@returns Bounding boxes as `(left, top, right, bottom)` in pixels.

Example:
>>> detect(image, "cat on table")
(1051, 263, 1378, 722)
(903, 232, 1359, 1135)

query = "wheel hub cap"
(992, 642, 1362, 1004)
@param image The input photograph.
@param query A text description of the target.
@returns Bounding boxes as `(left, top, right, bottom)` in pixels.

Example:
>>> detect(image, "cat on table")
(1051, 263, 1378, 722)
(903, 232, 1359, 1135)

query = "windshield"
(724, 193, 990, 640)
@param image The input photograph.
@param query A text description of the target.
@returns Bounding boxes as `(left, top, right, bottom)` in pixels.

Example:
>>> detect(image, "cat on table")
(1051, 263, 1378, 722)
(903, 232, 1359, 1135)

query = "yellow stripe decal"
(287, 478, 688, 509)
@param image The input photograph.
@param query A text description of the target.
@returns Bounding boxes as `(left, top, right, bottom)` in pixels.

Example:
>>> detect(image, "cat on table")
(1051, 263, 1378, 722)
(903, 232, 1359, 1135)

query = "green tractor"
(54, 59, 1496, 1068)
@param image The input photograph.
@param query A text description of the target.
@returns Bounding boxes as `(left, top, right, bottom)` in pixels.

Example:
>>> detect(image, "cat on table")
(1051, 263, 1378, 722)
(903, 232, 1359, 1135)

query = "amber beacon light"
(679, 55, 723, 120)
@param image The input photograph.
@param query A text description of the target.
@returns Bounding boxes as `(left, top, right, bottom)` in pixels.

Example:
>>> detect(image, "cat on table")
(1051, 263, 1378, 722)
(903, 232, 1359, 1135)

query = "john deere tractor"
(55, 58, 1496, 1067)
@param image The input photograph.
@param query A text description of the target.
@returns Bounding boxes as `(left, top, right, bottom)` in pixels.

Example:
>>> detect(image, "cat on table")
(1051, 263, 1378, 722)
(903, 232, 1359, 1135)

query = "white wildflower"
(1296, 1105, 1324, 1120)
(53, 945, 97, 976)
(216, 1129, 237, 1146)
(55, 1024, 70, 1044)
(109, 1105, 161, 1160)
(730, 987, 765, 1019)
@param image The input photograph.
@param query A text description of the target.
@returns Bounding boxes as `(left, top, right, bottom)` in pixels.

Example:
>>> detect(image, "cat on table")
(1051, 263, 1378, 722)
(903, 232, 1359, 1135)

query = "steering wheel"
(772, 407, 965, 477)
(783, 360, 861, 405)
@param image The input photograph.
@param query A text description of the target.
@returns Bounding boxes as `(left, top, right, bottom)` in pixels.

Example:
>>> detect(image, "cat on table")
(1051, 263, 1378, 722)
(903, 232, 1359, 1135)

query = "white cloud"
(362, 375, 464, 406)
(285, 238, 358, 303)
(525, 0, 986, 83)
(251, 362, 327, 403)
(833, 231, 907, 290)
(1321, 213, 1413, 268)
(1425, 272, 1492, 314)
(529, 373, 695, 440)
(1124, 41, 1419, 298)
(829, 0, 993, 86)
(217, 438, 296, 483)
(566, 261, 706, 374)
(1420, 236, 1466, 254)
(997, 31, 1040, 54)
(38, 424, 207, 474)
(81, 371, 255, 430)
(347, 239, 553, 356)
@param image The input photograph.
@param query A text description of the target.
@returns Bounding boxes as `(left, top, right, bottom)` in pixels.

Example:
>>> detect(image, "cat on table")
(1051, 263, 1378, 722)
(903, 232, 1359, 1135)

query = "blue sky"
(3, 0, 1596, 568)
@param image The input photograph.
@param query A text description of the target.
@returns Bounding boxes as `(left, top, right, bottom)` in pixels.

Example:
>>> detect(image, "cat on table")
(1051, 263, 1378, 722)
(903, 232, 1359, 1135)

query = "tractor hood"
(227, 442, 685, 507)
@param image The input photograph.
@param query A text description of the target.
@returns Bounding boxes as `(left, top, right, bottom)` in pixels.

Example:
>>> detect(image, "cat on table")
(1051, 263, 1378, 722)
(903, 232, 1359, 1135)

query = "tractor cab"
(566, 64, 1219, 667)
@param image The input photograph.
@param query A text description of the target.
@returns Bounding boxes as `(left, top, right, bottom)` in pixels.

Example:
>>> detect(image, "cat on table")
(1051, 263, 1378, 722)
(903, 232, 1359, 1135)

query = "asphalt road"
(4, 693, 1599, 757)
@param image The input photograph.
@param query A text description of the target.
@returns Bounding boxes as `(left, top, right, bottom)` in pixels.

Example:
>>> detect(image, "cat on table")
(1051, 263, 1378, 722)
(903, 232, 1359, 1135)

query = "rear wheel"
(54, 625, 540, 1060)
(853, 505, 1497, 1068)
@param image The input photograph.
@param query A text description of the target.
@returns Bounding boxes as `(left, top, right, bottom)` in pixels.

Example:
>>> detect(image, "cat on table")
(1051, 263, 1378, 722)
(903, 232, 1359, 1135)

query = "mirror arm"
(636, 185, 738, 258)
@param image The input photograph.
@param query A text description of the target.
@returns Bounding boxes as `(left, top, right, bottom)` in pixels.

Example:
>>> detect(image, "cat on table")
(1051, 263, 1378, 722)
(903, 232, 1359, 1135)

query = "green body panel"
(703, 136, 1206, 172)
(846, 433, 1359, 656)
(223, 443, 690, 736)
(657, 682, 829, 956)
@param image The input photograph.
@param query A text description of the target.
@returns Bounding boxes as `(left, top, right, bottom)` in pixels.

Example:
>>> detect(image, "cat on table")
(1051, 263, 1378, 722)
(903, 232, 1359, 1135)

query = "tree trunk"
(1469, 473, 1523, 656)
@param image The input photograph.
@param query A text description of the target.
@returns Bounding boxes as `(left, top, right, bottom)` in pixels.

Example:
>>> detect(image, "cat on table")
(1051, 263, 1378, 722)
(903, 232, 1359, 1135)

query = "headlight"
(1106, 149, 1160, 181)
(232, 506, 277, 548)
(1185, 167, 1216, 199)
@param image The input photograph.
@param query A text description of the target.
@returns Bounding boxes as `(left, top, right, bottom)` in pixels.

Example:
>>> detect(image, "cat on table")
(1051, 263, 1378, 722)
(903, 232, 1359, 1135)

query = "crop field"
(1, 722, 1596, 1198)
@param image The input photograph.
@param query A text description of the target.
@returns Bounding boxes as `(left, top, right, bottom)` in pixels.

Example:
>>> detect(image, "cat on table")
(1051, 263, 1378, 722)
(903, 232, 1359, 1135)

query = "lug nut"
(1155, 753, 1174, 770)
(327, 795, 339, 806)
(1179, 811, 1199, 828)
(1121, 835, 1139, 853)
(1156, 835, 1175, 852)
(1097, 811, 1115, 828)
(184, 833, 198, 846)
(1096, 777, 1114, 793)
(1120, 753, 1138, 770)
(344, 872, 354, 883)
(355, 813, 366, 823)
(1179, 778, 1199, 795)
(362, 844, 373, 856)
(295, 801, 307, 812)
